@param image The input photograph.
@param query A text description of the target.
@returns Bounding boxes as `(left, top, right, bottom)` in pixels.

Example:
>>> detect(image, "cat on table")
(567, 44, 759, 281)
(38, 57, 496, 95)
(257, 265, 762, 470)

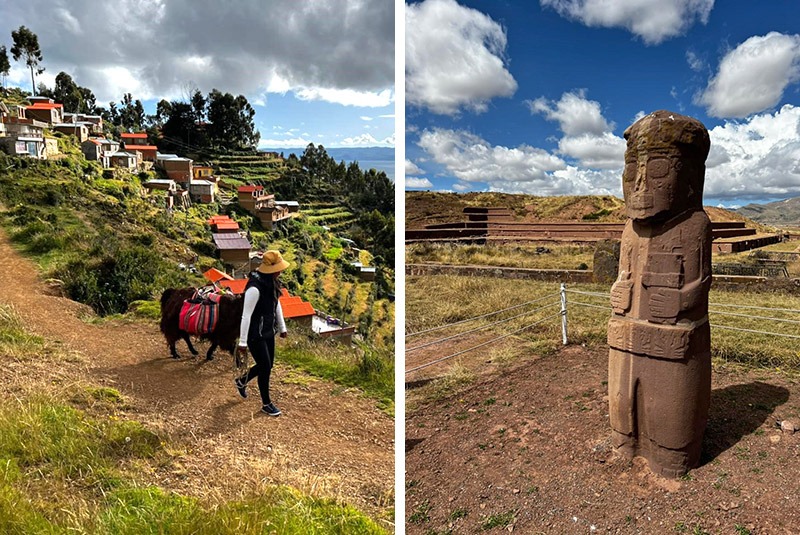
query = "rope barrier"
(406, 301, 561, 352)
(707, 302, 800, 314)
(405, 313, 562, 374)
(708, 309, 800, 325)
(569, 301, 611, 311)
(564, 289, 611, 298)
(710, 323, 800, 340)
(406, 292, 561, 338)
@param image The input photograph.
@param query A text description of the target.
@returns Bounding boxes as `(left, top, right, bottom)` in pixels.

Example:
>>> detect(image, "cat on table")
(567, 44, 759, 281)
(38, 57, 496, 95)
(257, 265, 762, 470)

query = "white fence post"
(560, 282, 568, 345)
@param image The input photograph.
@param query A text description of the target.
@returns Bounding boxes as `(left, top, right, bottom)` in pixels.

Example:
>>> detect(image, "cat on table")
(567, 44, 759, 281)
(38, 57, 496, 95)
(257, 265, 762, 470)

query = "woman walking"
(235, 250, 289, 416)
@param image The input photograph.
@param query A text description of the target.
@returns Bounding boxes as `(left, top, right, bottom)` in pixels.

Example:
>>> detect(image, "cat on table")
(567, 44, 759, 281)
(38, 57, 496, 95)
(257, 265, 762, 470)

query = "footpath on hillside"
(0, 229, 394, 525)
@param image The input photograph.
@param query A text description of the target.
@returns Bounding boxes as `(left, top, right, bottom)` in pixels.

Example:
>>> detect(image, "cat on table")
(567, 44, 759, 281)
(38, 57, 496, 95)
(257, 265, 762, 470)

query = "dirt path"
(406, 345, 800, 534)
(0, 230, 393, 526)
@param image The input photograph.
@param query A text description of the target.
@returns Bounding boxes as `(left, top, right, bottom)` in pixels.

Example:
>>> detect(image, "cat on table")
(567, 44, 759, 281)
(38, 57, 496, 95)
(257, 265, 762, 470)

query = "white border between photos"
(394, 1, 406, 534)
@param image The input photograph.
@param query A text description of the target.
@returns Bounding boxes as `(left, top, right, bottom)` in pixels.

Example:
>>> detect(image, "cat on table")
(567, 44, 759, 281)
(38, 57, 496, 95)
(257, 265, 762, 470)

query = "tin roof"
(212, 233, 251, 250)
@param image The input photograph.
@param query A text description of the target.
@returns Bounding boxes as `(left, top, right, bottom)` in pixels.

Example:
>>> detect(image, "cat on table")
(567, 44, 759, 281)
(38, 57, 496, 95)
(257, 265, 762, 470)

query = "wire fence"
(406, 283, 800, 376)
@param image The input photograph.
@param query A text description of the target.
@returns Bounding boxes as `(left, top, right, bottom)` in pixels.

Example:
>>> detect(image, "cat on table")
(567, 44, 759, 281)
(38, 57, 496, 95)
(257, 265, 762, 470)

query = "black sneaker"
(234, 377, 248, 399)
(261, 402, 281, 416)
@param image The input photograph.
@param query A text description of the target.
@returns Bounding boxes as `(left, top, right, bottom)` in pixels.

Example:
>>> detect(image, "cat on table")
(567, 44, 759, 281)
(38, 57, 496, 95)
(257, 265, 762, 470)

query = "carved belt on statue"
(608, 316, 709, 360)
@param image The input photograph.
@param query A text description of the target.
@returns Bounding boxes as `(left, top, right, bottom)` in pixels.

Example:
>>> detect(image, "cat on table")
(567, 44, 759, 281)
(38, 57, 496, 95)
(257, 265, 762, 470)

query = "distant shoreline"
(261, 146, 395, 180)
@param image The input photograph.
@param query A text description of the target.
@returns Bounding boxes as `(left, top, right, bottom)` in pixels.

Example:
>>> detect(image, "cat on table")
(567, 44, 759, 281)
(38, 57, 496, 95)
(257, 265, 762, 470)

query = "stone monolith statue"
(608, 110, 712, 478)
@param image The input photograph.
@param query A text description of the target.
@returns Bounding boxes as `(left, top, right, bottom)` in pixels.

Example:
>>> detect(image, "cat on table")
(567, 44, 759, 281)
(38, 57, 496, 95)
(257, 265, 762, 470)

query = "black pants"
(243, 335, 275, 405)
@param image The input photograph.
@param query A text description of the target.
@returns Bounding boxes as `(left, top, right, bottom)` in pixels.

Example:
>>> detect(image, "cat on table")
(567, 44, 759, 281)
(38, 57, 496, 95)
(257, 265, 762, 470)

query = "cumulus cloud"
(704, 105, 800, 201)
(540, 0, 714, 45)
(406, 159, 424, 175)
(527, 89, 612, 136)
(258, 137, 312, 149)
(1, 0, 393, 104)
(529, 90, 626, 169)
(418, 128, 566, 184)
(406, 177, 434, 189)
(339, 133, 395, 147)
(406, 0, 517, 115)
(697, 32, 800, 118)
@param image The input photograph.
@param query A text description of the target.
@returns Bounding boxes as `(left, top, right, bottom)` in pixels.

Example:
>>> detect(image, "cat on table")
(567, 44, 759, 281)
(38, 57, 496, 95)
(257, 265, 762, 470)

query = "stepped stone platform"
(406, 208, 782, 252)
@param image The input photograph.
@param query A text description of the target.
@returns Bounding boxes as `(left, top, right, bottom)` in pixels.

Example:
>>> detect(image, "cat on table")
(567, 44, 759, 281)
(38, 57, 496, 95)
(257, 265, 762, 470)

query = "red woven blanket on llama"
(179, 292, 222, 335)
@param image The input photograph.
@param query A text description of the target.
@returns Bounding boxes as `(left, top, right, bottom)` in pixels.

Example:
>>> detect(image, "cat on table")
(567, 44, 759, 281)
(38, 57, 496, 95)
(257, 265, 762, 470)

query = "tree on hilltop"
(37, 71, 97, 113)
(11, 26, 44, 95)
(0, 46, 10, 89)
(206, 89, 260, 150)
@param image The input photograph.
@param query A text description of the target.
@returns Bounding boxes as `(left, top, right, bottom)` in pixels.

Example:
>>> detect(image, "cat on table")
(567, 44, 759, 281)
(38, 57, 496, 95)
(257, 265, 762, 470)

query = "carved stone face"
(622, 111, 710, 222)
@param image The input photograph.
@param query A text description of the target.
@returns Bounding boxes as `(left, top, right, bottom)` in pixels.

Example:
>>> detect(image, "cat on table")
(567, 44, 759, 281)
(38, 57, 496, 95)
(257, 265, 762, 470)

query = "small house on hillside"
(64, 113, 103, 134)
(81, 138, 120, 167)
(237, 185, 271, 212)
(108, 151, 139, 170)
(158, 154, 193, 185)
(189, 180, 215, 203)
(311, 312, 355, 344)
(53, 122, 89, 142)
(121, 132, 157, 161)
(212, 233, 251, 265)
(143, 179, 177, 192)
(0, 116, 47, 158)
(208, 215, 238, 233)
(203, 267, 234, 284)
(23, 98, 64, 124)
(279, 288, 315, 328)
(275, 200, 300, 213)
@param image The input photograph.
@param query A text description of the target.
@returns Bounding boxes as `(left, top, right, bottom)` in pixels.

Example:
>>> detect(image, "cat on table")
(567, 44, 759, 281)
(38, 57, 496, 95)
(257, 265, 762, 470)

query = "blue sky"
(405, 0, 800, 207)
(1, 1, 394, 150)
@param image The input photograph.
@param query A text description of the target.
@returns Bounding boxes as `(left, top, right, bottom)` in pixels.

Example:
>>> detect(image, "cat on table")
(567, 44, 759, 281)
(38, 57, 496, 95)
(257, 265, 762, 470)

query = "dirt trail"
(406, 345, 800, 534)
(0, 230, 393, 525)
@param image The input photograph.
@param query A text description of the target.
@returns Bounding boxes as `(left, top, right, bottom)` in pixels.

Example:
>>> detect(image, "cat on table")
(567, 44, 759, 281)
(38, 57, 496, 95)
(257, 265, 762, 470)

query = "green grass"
(0, 305, 45, 359)
(281, 340, 394, 413)
(0, 306, 387, 535)
(407, 275, 800, 370)
(406, 242, 595, 271)
(97, 485, 385, 535)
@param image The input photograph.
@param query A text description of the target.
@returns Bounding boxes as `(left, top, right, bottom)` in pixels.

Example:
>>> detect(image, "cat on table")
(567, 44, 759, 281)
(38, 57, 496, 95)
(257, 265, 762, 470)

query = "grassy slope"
(406, 191, 772, 230)
(0, 305, 386, 534)
(0, 140, 393, 411)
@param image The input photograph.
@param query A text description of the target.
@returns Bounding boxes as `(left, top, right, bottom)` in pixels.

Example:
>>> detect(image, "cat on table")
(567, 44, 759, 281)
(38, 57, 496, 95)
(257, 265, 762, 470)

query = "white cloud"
(452, 183, 472, 192)
(530, 90, 626, 169)
(360, 116, 373, 121)
(417, 128, 573, 192)
(705, 104, 800, 201)
(697, 32, 800, 118)
(557, 132, 626, 169)
(527, 89, 612, 136)
(406, 159, 424, 175)
(295, 88, 393, 107)
(338, 133, 395, 147)
(686, 49, 705, 72)
(258, 137, 312, 148)
(1, 0, 393, 104)
(406, 0, 517, 115)
(406, 177, 434, 189)
(540, 0, 714, 45)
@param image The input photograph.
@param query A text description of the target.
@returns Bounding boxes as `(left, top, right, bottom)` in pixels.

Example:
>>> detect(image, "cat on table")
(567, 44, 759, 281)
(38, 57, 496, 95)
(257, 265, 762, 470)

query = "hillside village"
(0, 90, 394, 347)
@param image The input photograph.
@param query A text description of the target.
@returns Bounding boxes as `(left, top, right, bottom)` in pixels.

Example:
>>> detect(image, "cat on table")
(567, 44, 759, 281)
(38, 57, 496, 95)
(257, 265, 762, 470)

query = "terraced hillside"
(209, 152, 287, 185)
(302, 203, 357, 232)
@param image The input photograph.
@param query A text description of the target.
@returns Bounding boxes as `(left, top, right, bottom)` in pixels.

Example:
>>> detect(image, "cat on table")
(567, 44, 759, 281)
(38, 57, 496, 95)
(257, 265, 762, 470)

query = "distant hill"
(261, 147, 395, 180)
(736, 197, 800, 227)
(406, 191, 768, 230)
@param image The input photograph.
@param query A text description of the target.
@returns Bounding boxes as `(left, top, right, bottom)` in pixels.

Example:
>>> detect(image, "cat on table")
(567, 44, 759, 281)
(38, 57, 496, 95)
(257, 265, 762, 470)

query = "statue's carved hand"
(610, 280, 632, 313)
(649, 288, 679, 318)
